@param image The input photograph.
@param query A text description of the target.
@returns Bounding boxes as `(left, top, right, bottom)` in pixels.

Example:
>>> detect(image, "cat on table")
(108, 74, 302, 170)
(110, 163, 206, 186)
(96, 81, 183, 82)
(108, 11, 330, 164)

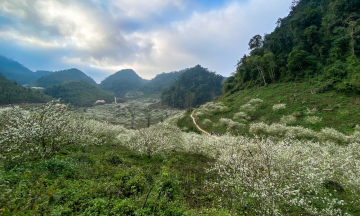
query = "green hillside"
(223, 0, 360, 94)
(99, 69, 146, 97)
(44, 80, 114, 107)
(0, 74, 52, 104)
(32, 68, 96, 88)
(161, 65, 223, 109)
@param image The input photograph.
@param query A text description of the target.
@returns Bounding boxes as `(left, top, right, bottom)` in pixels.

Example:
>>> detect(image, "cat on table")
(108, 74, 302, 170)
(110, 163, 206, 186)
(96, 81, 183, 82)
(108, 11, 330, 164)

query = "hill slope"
(161, 65, 223, 109)
(44, 80, 114, 107)
(32, 68, 96, 88)
(0, 75, 53, 104)
(224, 0, 360, 94)
(0, 56, 39, 85)
(141, 69, 187, 94)
(99, 69, 145, 97)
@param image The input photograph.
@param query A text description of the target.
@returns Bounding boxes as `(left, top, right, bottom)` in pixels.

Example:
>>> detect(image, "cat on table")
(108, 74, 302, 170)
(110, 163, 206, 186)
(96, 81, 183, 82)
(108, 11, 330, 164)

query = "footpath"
(190, 111, 219, 139)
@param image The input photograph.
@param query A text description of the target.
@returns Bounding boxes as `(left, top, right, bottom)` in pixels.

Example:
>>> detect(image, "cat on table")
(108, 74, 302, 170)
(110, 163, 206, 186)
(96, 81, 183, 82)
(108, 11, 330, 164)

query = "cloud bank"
(0, 0, 290, 82)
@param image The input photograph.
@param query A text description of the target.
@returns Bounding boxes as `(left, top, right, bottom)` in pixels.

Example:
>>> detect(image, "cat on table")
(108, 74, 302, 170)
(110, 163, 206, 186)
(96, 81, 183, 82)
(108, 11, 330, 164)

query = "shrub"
(202, 119, 212, 126)
(233, 112, 250, 122)
(124, 123, 185, 157)
(318, 128, 348, 144)
(305, 116, 322, 124)
(219, 118, 245, 131)
(239, 104, 256, 112)
(0, 101, 100, 162)
(248, 98, 263, 104)
(272, 103, 286, 111)
(280, 115, 296, 124)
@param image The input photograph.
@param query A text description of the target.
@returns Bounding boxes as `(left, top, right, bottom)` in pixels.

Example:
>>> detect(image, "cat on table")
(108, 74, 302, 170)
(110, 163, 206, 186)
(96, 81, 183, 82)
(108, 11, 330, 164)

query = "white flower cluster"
(280, 115, 296, 124)
(123, 123, 185, 157)
(249, 122, 358, 144)
(272, 103, 286, 111)
(0, 102, 102, 161)
(194, 102, 229, 117)
(202, 119, 212, 126)
(206, 135, 359, 215)
(233, 112, 250, 122)
(239, 103, 256, 112)
(305, 107, 318, 115)
(219, 118, 245, 131)
(248, 98, 263, 104)
(305, 115, 322, 124)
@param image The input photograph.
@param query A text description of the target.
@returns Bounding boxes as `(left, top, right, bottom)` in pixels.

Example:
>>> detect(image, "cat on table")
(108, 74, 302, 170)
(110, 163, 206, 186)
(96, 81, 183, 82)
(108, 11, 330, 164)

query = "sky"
(0, 0, 291, 82)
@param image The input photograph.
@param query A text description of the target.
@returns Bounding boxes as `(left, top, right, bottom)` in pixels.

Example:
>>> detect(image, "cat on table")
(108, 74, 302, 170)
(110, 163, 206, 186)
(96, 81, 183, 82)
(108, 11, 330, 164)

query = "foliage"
(0, 101, 102, 162)
(31, 68, 96, 88)
(44, 80, 114, 107)
(141, 69, 187, 94)
(228, 0, 360, 93)
(0, 75, 52, 104)
(161, 65, 224, 109)
(280, 114, 296, 124)
(305, 115, 322, 124)
(273, 103, 286, 111)
(99, 69, 146, 97)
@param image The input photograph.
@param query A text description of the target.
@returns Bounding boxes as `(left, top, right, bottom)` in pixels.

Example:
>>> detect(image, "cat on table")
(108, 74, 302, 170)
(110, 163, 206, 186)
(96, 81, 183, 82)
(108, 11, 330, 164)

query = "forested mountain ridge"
(0, 74, 53, 104)
(99, 69, 146, 97)
(44, 80, 114, 107)
(223, 0, 360, 94)
(141, 69, 188, 94)
(161, 65, 224, 109)
(31, 68, 97, 88)
(0, 55, 51, 85)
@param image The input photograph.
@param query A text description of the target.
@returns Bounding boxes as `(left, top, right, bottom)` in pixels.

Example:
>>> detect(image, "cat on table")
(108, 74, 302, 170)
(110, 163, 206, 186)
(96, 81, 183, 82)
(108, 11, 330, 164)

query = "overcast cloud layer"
(0, 0, 290, 82)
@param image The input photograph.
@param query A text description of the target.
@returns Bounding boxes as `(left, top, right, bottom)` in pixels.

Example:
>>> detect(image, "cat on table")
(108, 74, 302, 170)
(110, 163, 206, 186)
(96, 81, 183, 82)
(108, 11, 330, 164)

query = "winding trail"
(190, 111, 219, 139)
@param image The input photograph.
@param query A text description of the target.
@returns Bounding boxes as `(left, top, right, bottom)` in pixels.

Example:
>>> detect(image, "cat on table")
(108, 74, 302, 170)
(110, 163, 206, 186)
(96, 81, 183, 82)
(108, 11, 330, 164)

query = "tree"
(248, 35, 263, 50)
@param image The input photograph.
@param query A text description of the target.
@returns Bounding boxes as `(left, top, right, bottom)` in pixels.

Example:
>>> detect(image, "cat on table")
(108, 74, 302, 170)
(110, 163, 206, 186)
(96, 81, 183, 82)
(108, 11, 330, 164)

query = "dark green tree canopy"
(161, 65, 224, 109)
(225, 0, 360, 94)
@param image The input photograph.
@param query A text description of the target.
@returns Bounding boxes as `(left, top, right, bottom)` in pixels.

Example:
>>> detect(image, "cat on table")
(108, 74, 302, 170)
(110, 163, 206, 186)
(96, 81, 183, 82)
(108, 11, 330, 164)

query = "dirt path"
(190, 111, 219, 139)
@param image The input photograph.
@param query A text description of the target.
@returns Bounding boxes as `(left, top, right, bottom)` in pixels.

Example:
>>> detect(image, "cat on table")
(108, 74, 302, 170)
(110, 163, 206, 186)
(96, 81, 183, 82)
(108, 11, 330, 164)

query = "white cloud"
(0, 0, 290, 81)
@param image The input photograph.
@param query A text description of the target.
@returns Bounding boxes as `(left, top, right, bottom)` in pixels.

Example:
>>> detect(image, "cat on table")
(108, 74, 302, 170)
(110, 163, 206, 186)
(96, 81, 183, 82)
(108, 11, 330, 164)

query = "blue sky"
(0, 0, 290, 82)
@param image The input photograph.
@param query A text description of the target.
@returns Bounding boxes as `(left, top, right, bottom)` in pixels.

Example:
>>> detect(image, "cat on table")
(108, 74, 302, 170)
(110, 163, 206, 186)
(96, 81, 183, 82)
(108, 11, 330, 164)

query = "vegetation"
(0, 75, 52, 104)
(32, 68, 96, 88)
(141, 69, 187, 94)
(99, 69, 146, 97)
(82, 98, 183, 128)
(0, 55, 51, 85)
(1, 102, 359, 215)
(44, 80, 114, 107)
(224, 0, 360, 94)
(161, 65, 224, 109)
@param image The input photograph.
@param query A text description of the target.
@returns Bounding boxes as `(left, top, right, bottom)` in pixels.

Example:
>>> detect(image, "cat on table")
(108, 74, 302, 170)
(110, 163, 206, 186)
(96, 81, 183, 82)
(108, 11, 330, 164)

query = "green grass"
(0, 142, 224, 215)
(179, 82, 360, 136)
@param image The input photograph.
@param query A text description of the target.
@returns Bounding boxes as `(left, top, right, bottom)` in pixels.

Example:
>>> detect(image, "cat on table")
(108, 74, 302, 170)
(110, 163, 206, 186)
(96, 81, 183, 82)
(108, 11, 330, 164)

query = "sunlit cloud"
(0, 0, 290, 82)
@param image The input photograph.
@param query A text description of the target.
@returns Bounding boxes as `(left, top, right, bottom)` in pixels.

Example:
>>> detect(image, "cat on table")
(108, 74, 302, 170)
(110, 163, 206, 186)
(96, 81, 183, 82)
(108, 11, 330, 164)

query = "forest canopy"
(161, 65, 223, 109)
(224, 0, 360, 94)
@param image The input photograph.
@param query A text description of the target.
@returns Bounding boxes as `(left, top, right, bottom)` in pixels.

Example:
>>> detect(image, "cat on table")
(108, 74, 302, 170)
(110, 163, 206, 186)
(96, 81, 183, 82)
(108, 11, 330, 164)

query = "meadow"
(0, 97, 359, 215)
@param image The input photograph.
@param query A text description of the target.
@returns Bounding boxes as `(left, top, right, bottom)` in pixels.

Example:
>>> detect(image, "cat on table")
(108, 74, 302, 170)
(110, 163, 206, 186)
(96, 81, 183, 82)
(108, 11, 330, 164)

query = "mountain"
(0, 55, 38, 85)
(44, 80, 114, 107)
(224, 0, 360, 94)
(142, 69, 187, 93)
(99, 69, 145, 97)
(161, 65, 224, 109)
(32, 68, 96, 88)
(0, 74, 53, 104)
(34, 70, 53, 78)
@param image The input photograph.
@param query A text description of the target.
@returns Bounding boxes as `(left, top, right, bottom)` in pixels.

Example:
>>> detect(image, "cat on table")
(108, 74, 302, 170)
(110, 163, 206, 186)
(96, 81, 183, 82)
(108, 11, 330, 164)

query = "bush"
(272, 103, 286, 111)
(219, 118, 245, 131)
(202, 119, 212, 126)
(280, 115, 296, 124)
(305, 116, 322, 124)
(233, 112, 250, 122)
(240, 104, 256, 112)
(248, 98, 263, 104)
(0, 101, 100, 162)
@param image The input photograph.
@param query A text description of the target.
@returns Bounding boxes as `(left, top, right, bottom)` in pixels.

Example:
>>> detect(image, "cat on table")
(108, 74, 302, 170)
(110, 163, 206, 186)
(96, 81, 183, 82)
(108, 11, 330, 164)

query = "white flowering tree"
(0, 101, 100, 162)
